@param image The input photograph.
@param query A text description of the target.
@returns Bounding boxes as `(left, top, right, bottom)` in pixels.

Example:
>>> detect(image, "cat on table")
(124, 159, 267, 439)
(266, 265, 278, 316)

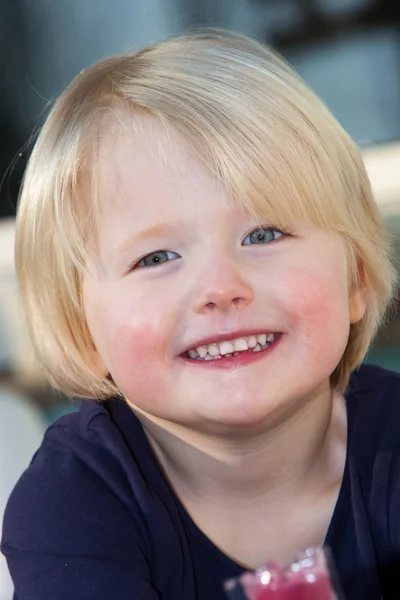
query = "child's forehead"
(98, 113, 189, 169)
(94, 114, 238, 212)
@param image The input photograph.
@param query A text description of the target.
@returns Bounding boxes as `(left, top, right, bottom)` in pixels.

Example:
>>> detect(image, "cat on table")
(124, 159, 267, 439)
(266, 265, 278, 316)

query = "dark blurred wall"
(0, 1, 29, 217)
(0, 0, 182, 218)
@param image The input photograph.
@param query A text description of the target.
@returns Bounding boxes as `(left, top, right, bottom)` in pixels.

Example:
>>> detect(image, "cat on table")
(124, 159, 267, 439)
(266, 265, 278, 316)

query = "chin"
(192, 401, 282, 435)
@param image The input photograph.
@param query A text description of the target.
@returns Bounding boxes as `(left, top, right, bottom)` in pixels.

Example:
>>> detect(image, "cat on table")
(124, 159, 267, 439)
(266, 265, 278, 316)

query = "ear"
(349, 262, 370, 324)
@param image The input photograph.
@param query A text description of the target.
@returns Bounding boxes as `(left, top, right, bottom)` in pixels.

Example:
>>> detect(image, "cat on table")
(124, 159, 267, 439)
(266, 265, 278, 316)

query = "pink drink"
(224, 548, 340, 600)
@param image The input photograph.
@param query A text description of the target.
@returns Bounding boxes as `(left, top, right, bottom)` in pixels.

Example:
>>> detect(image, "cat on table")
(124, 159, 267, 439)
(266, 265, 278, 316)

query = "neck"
(135, 381, 346, 505)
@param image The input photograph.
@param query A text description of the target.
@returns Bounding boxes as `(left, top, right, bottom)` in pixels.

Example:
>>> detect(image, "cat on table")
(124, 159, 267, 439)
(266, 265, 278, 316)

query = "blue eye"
(136, 250, 180, 269)
(242, 227, 284, 246)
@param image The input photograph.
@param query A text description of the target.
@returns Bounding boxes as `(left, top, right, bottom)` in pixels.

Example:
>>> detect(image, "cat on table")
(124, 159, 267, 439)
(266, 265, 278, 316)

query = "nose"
(193, 259, 253, 314)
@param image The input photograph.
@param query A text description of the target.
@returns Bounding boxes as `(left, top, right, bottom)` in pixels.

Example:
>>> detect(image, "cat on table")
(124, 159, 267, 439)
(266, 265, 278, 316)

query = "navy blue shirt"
(2, 364, 400, 599)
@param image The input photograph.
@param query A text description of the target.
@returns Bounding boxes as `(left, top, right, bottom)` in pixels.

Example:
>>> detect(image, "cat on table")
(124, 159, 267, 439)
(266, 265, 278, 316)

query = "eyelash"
(131, 226, 288, 271)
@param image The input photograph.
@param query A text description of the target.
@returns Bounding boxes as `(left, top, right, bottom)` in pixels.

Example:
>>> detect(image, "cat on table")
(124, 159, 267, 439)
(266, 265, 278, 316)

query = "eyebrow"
(111, 222, 181, 257)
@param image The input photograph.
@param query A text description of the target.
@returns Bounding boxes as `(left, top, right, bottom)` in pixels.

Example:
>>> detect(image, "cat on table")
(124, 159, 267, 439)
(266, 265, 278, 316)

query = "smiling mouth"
(184, 333, 278, 361)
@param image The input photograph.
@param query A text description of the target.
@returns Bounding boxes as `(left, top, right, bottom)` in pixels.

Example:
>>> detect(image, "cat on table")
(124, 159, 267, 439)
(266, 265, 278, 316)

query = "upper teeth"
(187, 333, 276, 360)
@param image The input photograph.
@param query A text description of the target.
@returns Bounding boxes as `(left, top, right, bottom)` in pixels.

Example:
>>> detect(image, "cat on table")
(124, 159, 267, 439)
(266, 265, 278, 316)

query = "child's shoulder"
(351, 361, 400, 386)
(45, 396, 141, 457)
(1, 399, 178, 599)
(38, 397, 147, 494)
(345, 364, 400, 566)
(347, 362, 400, 460)
(348, 362, 400, 406)
(2, 398, 147, 555)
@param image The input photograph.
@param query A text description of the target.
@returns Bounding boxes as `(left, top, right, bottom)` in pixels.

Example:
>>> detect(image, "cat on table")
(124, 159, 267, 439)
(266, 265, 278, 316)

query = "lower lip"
(180, 335, 281, 369)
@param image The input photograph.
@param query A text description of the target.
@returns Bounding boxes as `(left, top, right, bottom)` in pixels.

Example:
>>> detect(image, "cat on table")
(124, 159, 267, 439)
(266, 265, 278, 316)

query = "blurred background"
(0, 0, 399, 597)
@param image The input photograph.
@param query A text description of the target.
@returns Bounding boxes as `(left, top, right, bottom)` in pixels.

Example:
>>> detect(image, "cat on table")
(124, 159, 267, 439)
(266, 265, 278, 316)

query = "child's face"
(83, 119, 367, 432)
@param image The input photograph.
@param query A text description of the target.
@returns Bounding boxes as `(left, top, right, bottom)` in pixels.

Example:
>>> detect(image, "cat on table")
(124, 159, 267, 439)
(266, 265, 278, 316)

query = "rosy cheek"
(107, 318, 169, 409)
(282, 270, 349, 344)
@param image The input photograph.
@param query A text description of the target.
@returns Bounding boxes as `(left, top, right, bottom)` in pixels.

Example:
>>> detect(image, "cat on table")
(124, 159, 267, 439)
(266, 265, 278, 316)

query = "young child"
(1, 29, 399, 600)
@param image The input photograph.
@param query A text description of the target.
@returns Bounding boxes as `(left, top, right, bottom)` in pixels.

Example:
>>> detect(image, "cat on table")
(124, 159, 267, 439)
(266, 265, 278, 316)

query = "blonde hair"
(16, 29, 396, 398)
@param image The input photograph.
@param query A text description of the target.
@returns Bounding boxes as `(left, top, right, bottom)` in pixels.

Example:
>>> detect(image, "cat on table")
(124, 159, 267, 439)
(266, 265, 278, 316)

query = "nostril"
(201, 296, 250, 313)
(196, 283, 253, 314)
